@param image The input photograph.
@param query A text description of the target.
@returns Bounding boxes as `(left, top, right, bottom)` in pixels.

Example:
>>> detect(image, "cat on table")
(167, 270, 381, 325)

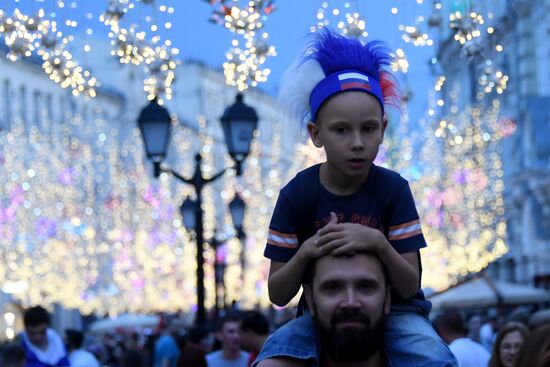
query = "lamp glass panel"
(180, 200, 197, 230)
(226, 120, 255, 156)
(141, 121, 170, 157)
(230, 198, 245, 229)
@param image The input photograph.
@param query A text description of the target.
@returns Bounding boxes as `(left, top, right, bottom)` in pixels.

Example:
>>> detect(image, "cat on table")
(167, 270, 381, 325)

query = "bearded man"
(257, 252, 392, 367)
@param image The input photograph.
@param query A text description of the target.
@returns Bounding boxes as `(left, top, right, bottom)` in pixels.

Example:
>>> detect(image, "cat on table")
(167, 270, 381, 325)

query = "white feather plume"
(277, 57, 325, 129)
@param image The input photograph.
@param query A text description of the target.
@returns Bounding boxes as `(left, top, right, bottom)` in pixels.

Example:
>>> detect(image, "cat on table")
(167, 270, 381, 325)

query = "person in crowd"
(1, 343, 26, 367)
(258, 251, 392, 367)
(239, 311, 270, 367)
(154, 317, 183, 367)
(527, 308, 550, 331)
(488, 321, 529, 367)
(258, 26, 456, 367)
(206, 314, 249, 367)
(178, 326, 209, 367)
(480, 313, 500, 352)
(466, 314, 483, 343)
(20, 305, 70, 367)
(434, 310, 490, 367)
(64, 329, 100, 367)
(512, 324, 550, 367)
(120, 348, 147, 367)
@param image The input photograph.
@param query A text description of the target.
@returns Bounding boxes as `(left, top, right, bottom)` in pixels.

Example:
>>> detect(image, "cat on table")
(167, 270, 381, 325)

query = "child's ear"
(380, 114, 389, 141)
(382, 114, 388, 132)
(307, 122, 323, 148)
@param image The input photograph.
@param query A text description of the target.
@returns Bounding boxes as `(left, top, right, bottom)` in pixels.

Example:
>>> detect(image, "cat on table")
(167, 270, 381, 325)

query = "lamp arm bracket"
(204, 168, 228, 184)
(166, 169, 194, 185)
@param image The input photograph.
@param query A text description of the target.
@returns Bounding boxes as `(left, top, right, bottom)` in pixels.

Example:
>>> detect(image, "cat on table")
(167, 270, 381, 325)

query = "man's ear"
(303, 285, 316, 317)
(307, 122, 323, 148)
(383, 285, 391, 315)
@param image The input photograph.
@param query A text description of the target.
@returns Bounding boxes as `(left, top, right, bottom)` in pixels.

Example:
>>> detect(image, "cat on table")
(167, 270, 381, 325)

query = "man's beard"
(313, 307, 385, 363)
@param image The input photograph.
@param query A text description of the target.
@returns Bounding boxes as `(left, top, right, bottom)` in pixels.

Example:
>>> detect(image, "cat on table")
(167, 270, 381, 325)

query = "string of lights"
(0, 5, 98, 97)
(100, 0, 179, 104)
(0, 96, 292, 313)
(205, 0, 277, 91)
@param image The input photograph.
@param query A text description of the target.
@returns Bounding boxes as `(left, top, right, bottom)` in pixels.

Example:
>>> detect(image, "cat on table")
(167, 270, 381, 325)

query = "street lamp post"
(137, 93, 257, 327)
(229, 193, 247, 279)
(211, 237, 227, 318)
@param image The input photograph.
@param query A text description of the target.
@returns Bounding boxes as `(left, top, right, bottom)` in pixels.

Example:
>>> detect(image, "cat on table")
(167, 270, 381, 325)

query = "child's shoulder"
(371, 164, 407, 185)
(281, 164, 322, 193)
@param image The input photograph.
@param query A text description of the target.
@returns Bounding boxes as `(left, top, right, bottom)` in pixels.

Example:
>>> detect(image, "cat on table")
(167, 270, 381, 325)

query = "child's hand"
(296, 212, 339, 261)
(317, 212, 385, 255)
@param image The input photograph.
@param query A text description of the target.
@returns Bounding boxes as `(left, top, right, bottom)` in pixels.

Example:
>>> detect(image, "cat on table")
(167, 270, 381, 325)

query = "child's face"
(308, 91, 386, 181)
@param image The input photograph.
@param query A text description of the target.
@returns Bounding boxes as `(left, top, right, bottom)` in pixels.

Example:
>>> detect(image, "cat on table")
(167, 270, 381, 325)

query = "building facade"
(433, 0, 550, 288)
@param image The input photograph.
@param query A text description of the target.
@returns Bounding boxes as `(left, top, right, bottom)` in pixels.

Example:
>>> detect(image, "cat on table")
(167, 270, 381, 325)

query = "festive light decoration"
(476, 59, 509, 99)
(313, 2, 368, 41)
(206, 0, 275, 28)
(448, 10, 485, 58)
(0, 96, 293, 313)
(99, 0, 128, 30)
(223, 33, 275, 91)
(427, 1, 443, 28)
(206, 0, 277, 91)
(0, 6, 98, 98)
(101, 0, 179, 103)
(3, 9, 36, 61)
(0, 0, 519, 308)
(391, 48, 409, 74)
(399, 22, 433, 46)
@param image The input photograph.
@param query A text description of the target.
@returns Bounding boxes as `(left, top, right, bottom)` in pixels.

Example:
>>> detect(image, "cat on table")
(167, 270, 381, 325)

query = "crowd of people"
(0, 305, 278, 367)
(1, 279, 549, 367)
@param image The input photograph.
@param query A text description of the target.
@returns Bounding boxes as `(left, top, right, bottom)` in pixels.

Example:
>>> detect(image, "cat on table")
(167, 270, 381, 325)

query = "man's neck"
(34, 342, 49, 351)
(323, 351, 384, 367)
(222, 347, 241, 360)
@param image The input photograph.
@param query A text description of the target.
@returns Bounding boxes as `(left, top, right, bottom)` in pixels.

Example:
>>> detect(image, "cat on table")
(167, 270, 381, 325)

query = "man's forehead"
(27, 323, 48, 331)
(222, 321, 239, 331)
(314, 254, 385, 283)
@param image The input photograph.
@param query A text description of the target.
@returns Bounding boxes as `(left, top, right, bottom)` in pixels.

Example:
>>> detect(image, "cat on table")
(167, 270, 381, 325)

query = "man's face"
(305, 254, 391, 363)
(26, 323, 48, 348)
(218, 321, 242, 353)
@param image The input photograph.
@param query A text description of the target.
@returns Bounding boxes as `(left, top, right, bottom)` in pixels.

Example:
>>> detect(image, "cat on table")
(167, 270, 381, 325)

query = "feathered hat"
(278, 27, 400, 125)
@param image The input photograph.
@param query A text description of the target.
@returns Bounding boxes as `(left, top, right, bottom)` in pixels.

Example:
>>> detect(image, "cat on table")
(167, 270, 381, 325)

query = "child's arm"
(375, 234, 420, 299)
(318, 212, 420, 299)
(268, 214, 338, 306)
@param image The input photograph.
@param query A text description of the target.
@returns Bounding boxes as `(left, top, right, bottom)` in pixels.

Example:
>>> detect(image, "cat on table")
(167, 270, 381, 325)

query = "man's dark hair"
(23, 305, 50, 328)
(65, 329, 84, 349)
(216, 313, 241, 331)
(433, 310, 466, 335)
(240, 310, 269, 335)
(1, 343, 26, 367)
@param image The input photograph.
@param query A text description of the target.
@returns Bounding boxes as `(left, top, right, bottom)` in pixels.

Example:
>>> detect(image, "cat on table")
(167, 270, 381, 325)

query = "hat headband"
(309, 70, 384, 122)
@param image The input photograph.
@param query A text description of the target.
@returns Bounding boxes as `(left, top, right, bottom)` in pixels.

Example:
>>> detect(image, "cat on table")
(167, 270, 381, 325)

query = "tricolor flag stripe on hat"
(341, 81, 372, 91)
(309, 69, 384, 122)
(338, 72, 372, 90)
(338, 72, 370, 82)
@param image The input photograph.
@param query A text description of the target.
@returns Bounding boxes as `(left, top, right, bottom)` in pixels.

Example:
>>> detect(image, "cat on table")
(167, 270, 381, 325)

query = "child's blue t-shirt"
(264, 164, 431, 313)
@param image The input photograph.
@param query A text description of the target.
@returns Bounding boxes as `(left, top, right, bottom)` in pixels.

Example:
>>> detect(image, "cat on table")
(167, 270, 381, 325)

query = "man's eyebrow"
(356, 278, 381, 287)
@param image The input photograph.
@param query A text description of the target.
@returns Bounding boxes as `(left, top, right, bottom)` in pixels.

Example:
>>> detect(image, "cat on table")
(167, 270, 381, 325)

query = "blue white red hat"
(309, 69, 384, 122)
